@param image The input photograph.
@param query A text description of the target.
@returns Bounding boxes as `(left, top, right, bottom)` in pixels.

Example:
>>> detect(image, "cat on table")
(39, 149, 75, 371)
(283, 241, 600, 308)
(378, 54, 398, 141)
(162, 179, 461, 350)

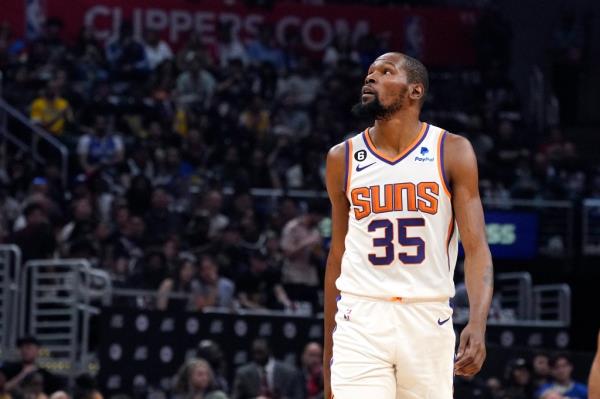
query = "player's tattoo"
(483, 264, 494, 287)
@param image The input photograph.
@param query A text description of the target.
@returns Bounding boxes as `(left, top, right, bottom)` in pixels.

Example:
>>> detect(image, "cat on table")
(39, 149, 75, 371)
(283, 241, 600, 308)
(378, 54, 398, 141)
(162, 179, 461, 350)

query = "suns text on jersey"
(350, 182, 440, 220)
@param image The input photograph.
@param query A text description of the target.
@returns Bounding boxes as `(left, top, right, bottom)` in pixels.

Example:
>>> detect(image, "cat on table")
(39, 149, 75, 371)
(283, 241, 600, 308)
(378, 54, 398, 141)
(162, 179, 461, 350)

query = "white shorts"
(331, 294, 455, 399)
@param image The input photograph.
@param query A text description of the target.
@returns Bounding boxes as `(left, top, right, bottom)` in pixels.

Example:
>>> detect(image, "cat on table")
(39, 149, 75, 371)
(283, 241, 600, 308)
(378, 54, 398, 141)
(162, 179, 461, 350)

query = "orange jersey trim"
(364, 122, 427, 164)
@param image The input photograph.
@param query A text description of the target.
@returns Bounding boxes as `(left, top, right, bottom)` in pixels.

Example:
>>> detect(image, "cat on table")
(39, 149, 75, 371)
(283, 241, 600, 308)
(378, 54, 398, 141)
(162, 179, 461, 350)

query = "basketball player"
(590, 330, 600, 399)
(323, 52, 493, 399)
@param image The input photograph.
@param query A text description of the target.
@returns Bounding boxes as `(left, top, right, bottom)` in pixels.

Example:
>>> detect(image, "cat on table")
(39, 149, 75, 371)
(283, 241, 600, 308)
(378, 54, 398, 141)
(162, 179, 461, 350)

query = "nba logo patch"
(343, 309, 352, 321)
(420, 147, 429, 156)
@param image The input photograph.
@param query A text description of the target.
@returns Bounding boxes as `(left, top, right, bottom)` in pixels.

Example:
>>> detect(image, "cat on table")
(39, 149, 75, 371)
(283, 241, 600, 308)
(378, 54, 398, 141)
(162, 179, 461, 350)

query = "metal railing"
(582, 199, 600, 255)
(495, 272, 533, 320)
(533, 284, 571, 325)
(0, 98, 69, 187)
(0, 245, 22, 356)
(18, 259, 112, 376)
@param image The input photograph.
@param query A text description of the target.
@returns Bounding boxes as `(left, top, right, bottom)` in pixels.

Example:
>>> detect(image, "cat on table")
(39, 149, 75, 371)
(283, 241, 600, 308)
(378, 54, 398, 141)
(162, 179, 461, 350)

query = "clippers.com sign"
(10, 0, 479, 65)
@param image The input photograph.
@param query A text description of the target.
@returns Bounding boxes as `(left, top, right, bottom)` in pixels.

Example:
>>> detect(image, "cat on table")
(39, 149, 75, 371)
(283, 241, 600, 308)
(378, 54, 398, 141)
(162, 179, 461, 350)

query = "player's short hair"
(398, 54, 429, 104)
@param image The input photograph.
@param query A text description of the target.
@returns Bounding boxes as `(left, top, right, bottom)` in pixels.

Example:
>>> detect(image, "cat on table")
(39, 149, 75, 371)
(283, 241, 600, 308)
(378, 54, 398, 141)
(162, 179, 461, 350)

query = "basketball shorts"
(331, 293, 455, 399)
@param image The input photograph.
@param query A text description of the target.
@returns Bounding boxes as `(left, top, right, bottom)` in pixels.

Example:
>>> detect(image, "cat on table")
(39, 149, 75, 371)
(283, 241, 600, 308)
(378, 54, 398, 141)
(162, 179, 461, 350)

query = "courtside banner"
(5, 0, 479, 66)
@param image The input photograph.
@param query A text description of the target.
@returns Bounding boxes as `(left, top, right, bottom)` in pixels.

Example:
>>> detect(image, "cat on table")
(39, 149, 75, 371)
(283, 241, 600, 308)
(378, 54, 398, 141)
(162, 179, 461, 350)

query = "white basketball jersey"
(337, 122, 458, 300)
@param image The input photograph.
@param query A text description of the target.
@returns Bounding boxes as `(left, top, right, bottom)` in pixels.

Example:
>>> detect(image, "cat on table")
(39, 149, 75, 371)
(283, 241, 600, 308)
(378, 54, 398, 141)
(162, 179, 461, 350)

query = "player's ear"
(409, 84, 424, 102)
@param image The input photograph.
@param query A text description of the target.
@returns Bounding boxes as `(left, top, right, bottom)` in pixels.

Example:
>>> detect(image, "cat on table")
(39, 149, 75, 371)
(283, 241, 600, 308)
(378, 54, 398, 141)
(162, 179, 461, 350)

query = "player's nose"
(365, 74, 376, 85)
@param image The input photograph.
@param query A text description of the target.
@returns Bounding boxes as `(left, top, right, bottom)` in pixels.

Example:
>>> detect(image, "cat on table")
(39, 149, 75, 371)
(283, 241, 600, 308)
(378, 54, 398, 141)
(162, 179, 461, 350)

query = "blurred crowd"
(0, 2, 596, 316)
(0, 335, 592, 399)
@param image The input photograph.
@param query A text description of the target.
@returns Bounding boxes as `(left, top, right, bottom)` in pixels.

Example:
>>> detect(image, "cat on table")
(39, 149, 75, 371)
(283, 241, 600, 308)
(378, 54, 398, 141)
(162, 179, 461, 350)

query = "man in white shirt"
(143, 28, 173, 70)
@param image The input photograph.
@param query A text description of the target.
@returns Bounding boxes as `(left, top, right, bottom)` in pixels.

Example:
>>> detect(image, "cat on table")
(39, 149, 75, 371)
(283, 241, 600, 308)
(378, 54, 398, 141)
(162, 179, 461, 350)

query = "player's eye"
(384, 70, 392, 75)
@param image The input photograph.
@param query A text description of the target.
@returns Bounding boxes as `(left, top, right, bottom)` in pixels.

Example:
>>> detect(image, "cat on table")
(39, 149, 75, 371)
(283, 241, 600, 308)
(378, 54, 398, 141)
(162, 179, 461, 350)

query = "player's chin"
(361, 94, 376, 103)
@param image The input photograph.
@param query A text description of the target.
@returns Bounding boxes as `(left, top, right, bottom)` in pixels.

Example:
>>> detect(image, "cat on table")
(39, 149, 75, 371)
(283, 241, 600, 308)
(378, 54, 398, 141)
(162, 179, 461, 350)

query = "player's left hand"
(454, 322, 486, 376)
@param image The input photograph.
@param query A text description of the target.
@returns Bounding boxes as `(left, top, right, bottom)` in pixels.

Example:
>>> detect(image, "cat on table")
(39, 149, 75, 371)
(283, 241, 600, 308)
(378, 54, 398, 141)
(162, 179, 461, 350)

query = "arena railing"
(495, 272, 533, 320)
(0, 97, 69, 188)
(582, 198, 600, 255)
(17, 259, 112, 378)
(532, 284, 571, 325)
(0, 245, 22, 357)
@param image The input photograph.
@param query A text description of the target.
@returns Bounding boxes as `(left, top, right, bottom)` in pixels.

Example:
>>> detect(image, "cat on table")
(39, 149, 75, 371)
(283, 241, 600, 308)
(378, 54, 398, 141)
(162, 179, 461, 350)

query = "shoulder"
(573, 382, 588, 393)
(218, 277, 234, 289)
(441, 132, 477, 179)
(31, 97, 45, 107)
(236, 363, 257, 375)
(206, 390, 228, 399)
(327, 141, 347, 163)
(442, 132, 473, 153)
(274, 360, 297, 373)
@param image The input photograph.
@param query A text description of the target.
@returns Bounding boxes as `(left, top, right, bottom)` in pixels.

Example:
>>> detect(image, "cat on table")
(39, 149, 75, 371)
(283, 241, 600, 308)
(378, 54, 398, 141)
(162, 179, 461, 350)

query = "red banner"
(3, 0, 479, 66)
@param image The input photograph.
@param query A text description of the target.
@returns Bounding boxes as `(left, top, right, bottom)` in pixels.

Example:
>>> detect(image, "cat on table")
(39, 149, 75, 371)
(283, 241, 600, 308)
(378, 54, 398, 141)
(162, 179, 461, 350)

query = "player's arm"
(590, 330, 600, 399)
(323, 142, 350, 399)
(445, 134, 493, 377)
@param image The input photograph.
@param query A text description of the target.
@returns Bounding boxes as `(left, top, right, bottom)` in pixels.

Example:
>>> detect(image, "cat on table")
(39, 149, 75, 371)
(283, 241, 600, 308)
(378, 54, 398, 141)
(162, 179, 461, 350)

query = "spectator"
(156, 257, 201, 311)
(503, 358, 533, 399)
(540, 390, 566, 399)
(0, 184, 20, 241)
(10, 203, 55, 261)
(72, 374, 102, 399)
(30, 80, 73, 136)
(195, 255, 235, 310)
(231, 339, 302, 399)
(238, 95, 271, 140)
(1, 337, 64, 395)
(176, 52, 216, 110)
(144, 187, 181, 245)
(215, 22, 247, 67)
(300, 342, 323, 399)
(486, 377, 504, 399)
(280, 206, 322, 310)
(77, 114, 125, 176)
(19, 372, 47, 399)
(196, 340, 229, 394)
(105, 22, 148, 81)
(536, 354, 587, 399)
(58, 198, 96, 256)
(532, 353, 552, 389)
(246, 25, 285, 70)
(129, 249, 168, 290)
(235, 249, 291, 311)
(143, 28, 173, 70)
(173, 359, 228, 399)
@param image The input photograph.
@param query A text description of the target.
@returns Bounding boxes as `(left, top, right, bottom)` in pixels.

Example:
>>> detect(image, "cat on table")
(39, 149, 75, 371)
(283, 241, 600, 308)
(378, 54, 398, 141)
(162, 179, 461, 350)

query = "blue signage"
(459, 211, 538, 259)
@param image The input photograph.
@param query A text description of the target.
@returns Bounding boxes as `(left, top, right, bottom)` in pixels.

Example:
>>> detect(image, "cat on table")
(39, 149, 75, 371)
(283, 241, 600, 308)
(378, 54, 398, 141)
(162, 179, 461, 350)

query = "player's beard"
(351, 90, 405, 121)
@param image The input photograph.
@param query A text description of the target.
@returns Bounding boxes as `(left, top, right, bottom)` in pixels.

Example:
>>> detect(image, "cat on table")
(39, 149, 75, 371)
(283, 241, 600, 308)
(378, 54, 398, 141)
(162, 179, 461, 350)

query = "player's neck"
(370, 113, 422, 157)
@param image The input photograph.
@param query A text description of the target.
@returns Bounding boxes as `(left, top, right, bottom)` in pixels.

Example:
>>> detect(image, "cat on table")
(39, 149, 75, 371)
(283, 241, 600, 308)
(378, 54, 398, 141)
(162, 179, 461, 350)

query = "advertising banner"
(3, 0, 479, 66)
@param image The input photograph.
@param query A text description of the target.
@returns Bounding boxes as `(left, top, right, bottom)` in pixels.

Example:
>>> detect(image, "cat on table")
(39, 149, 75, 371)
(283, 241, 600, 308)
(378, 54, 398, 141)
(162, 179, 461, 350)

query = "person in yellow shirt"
(30, 80, 73, 136)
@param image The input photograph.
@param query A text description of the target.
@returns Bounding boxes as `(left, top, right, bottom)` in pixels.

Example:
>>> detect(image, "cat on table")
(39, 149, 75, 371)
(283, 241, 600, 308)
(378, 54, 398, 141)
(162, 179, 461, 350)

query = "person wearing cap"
(1, 337, 64, 395)
(504, 357, 533, 399)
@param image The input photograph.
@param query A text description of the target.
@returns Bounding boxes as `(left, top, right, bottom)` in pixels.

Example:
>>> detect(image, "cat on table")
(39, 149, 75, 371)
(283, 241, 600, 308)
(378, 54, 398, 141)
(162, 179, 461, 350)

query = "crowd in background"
(0, 1, 597, 398)
(0, 335, 591, 399)
(0, 2, 595, 313)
